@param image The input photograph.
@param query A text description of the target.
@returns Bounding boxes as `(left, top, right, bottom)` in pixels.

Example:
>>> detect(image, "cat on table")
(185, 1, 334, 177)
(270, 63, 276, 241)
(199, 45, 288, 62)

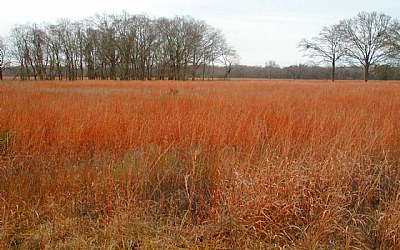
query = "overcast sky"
(1, 0, 399, 66)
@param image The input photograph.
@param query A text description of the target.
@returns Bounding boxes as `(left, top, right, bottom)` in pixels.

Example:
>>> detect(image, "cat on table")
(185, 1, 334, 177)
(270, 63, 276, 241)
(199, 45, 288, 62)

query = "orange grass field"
(0, 79, 400, 249)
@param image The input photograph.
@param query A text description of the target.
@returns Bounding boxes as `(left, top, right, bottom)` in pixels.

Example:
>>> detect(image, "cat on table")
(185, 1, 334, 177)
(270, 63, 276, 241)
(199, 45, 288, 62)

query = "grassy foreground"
(0, 79, 400, 249)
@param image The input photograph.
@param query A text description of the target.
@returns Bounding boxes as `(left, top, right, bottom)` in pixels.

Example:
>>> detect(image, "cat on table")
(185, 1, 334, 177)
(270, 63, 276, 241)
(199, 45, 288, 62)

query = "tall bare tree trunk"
(364, 64, 369, 82)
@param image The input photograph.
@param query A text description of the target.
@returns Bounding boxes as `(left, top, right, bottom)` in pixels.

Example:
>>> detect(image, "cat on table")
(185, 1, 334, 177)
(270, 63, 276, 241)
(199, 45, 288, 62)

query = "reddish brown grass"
(0, 79, 400, 248)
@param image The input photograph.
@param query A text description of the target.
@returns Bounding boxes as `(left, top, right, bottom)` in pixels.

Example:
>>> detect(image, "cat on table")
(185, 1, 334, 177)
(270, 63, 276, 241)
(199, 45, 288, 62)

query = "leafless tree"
(29, 24, 48, 80)
(160, 16, 195, 80)
(57, 19, 79, 80)
(220, 45, 239, 80)
(339, 12, 398, 82)
(134, 14, 156, 80)
(265, 60, 280, 79)
(204, 29, 225, 80)
(287, 64, 306, 80)
(10, 25, 35, 80)
(92, 14, 118, 80)
(155, 16, 226, 81)
(84, 25, 98, 80)
(0, 36, 5, 80)
(46, 24, 64, 80)
(113, 11, 133, 80)
(388, 20, 400, 63)
(298, 24, 345, 82)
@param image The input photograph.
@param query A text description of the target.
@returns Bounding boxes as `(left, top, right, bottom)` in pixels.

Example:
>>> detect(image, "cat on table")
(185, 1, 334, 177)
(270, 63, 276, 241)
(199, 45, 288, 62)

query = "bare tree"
(134, 14, 156, 80)
(46, 24, 64, 80)
(287, 64, 306, 79)
(84, 26, 98, 80)
(388, 20, 400, 63)
(265, 60, 280, 79)
(0, 36, 5, 80)
(299, 24, 345, 82)
(92, 14, 116, 80)
(10, 25, 36, 80)
(186, 20, 210, 80)
(29, 25, 48, 80)
(204, 29, 225, 80)
(57, 19, 78, 80)
(10, 27, 26, 79)
(339, 12, 397, 82)
(74, 22, 86, 80)
(220, 44, 239, 80)
(114, 11, 134, 80)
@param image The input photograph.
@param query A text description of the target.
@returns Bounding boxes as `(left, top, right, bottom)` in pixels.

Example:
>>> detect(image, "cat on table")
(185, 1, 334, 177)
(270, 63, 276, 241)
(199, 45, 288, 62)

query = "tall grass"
(1, 80, 399, 248)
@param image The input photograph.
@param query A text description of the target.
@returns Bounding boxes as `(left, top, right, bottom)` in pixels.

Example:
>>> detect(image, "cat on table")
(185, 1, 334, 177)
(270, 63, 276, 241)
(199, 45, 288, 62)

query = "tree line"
(226, 64, 400, 80)
(1, 11, 399, 82)
(299, 11, 400, 82)
(2, 12, 238, 81)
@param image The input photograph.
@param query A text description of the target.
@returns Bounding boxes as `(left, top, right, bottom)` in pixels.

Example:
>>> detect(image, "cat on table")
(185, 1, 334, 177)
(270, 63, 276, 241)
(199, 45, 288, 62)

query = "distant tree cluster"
(6, 12, 238, 81)
(228, 64, 400, 81)
(299, 11, 400, 82)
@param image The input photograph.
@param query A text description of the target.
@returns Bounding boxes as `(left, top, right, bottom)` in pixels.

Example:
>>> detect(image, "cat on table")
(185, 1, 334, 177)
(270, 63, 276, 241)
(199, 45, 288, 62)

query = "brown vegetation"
(1, 79, 400, 249)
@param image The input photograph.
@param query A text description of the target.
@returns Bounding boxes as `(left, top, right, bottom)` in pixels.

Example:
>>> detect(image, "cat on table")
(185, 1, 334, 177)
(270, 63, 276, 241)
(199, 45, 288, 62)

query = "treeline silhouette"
(4, 63, 400, 80)
(228, 64, 400, 80)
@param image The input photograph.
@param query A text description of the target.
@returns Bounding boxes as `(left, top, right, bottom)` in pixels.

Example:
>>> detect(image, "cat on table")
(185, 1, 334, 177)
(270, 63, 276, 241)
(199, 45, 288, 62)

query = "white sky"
(1, 0, 399, 66)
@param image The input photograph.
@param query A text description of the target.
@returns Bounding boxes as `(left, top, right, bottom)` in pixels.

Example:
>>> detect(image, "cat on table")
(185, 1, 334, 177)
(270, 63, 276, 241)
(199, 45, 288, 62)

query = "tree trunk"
(202, 62, 206, 81)
(364, 64, 369, 82)
(332, 60, 335, 82)
(20, 62, 26, 80)
(212, 62, 215, 80)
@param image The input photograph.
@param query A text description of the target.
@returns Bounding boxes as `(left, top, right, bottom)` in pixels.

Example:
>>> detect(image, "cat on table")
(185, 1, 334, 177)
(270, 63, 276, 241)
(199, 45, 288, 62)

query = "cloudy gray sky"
(1, 0, 399, 66)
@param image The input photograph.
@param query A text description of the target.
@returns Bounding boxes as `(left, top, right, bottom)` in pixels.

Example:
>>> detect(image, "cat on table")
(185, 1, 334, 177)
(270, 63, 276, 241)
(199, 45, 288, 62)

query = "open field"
(1, 79, 400, 249)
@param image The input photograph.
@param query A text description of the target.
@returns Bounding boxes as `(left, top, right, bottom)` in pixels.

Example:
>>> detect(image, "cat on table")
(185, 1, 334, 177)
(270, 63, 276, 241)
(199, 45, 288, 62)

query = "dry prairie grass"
(0, 79, 400, 249)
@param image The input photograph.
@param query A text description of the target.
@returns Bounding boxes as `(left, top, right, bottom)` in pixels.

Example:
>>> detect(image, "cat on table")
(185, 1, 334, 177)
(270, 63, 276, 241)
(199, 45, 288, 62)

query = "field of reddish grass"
(0, 79, 400, 249)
